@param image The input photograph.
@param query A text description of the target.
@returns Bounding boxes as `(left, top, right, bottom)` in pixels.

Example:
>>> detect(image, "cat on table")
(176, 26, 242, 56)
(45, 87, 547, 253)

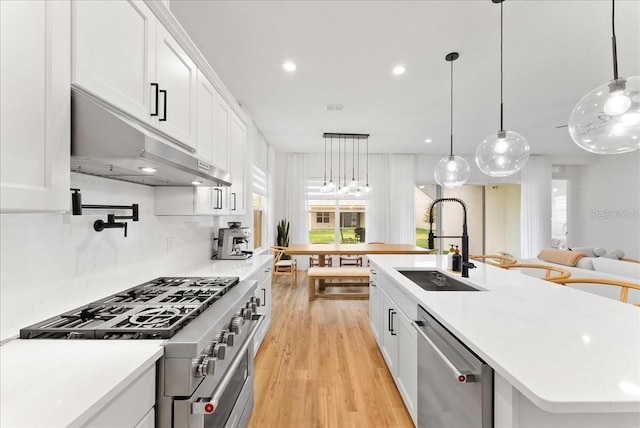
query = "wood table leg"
(318, 255, 326, 291)
(308, 276, 315, 301)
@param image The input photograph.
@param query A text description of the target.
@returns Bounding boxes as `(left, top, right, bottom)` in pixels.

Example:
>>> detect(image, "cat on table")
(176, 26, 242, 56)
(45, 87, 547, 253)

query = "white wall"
(573, 152, 640, 259)
(0, 173, 223, 340)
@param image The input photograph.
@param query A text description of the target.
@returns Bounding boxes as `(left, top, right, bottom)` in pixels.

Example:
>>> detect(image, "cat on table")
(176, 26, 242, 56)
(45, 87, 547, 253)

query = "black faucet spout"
(427, 197, 475, 278)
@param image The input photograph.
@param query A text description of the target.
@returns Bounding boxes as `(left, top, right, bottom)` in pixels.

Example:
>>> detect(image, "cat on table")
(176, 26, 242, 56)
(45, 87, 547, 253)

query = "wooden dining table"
(285, 243, 434, 266)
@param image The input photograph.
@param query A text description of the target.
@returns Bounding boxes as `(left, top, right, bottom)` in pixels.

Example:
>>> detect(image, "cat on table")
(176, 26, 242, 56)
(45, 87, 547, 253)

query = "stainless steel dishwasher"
(413, 305, 493, 428)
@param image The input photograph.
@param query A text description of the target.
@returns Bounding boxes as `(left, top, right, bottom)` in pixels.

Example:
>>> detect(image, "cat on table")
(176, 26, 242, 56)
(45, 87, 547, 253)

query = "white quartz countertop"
(368, 254, 640, 414)
(0, 255, 272, 427)
(0, 340, 163, 427)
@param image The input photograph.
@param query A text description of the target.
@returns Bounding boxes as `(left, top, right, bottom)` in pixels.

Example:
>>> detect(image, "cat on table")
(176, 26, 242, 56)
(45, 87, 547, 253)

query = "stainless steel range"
(20, 276, 263, 428)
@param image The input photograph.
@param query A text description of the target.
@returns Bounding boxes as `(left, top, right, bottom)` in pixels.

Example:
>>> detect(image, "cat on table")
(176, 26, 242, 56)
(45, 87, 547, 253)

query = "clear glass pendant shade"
(568, 76, 640, 154)
(434, 155, 470, 188)
(475, 130, 530, 177)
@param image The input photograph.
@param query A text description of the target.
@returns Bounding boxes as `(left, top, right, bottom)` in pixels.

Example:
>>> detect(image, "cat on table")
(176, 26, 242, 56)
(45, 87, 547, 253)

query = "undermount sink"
(397, 269, 482, 292)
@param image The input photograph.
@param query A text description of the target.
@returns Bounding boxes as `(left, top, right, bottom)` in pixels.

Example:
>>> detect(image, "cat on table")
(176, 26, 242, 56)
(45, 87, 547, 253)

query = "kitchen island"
(369, 254, 640, 428)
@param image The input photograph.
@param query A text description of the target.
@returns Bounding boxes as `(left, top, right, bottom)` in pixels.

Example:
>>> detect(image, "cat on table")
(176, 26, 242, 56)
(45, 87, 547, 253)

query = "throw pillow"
(593, 247, 607, 257)
(571, 247, 596, 257)
(575, 257, 595, 270)
(538, 248, 586, 266)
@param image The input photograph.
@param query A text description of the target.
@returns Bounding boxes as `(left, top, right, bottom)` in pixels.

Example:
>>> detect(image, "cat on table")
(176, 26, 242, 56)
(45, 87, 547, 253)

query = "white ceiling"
(170, 0, 640, 156)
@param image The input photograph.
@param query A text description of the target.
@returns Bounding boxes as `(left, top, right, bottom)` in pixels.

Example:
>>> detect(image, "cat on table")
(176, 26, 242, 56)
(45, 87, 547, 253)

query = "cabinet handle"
(388, 309, 397, 336)
(150, 83, 159, 116)
(217, 189, 223, 209)
(261, 288, 266, 307)
(159, 89, 167, 121)
(231, 192, 237, 211)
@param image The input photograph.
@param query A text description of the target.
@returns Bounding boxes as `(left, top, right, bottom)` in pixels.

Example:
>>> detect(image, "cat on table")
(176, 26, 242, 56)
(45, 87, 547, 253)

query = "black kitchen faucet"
(427, 197, 476, 278)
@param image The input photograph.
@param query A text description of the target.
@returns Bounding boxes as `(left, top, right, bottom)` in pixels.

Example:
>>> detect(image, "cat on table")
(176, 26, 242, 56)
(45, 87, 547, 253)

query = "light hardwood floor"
(248, 271, 414, 428)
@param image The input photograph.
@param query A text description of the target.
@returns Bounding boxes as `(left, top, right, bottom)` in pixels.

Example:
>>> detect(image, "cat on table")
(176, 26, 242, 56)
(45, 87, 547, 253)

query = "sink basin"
(397, 269, 481, 292)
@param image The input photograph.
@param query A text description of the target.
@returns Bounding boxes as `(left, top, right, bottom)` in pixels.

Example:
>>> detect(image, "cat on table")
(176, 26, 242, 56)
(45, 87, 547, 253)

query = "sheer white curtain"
(389, 155, 416, 244)
(285, 153, 309, 245)
(365, 154, 391, 243)
(521, 155, 552, 258)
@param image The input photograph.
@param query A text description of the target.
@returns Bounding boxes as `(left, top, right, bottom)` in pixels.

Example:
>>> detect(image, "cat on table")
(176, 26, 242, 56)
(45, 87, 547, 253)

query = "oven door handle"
(192, 314, 264, 415)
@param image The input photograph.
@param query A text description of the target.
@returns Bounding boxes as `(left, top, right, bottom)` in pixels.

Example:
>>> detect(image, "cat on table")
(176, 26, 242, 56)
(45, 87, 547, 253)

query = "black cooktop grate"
(19, 276, 239, 339)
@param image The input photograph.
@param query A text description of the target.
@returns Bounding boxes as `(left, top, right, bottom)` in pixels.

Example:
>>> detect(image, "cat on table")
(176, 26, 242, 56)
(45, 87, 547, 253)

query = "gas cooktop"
(19, 276, 240, 340)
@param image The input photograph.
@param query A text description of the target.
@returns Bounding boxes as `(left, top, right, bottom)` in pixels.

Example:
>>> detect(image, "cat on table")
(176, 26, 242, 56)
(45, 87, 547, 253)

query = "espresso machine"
(216, 222, 253, 260)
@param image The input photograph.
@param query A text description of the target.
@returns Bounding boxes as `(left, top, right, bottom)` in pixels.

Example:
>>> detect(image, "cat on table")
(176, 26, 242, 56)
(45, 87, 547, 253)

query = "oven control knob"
(213, 343, 226, 360)
(222, 331, 235, 347)
(242, 307, 253, 320)
(246, 302, 258, 313)
(251, 296, 261, 306)
(230, 316, 244, 334)
(196, 357, 216, 377)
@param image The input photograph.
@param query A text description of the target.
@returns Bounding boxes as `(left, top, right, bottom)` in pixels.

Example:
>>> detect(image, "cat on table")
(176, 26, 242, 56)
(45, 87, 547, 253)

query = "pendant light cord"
(450, 58, 454, 157)
(500, 0, 504, 131)
(323, 136, 327, 184)
(611, 0, 618, 80)
(329, 136, 333, 183)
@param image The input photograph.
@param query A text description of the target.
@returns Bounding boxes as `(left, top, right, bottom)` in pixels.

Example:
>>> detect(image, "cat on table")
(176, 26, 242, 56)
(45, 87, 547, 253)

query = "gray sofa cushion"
(592, 257, 640, 281)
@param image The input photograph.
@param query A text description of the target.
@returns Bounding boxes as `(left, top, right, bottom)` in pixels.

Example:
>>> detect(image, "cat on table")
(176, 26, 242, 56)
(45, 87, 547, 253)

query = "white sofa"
(520, 251, 640, 304)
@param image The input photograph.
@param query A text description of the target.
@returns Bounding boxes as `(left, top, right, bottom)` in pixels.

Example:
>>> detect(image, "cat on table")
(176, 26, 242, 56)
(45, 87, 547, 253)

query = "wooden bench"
(308, 267, 370, 301)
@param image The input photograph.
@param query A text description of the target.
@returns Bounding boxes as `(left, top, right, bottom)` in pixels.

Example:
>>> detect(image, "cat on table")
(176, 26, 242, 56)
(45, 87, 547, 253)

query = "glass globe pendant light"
(475, 0, 530, 177)
(434, 52, 471, 188)
(568, 0, 639, 154)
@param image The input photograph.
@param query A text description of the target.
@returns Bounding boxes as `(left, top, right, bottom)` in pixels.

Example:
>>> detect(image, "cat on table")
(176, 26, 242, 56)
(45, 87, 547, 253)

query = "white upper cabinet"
(72, 0, 196, 150)
(229, 113, 246, 214)
(196, 70, 229, 170)
(72, 0, 156, 123)
(0, 0, 70, 212)
(154, 25, 197, 148)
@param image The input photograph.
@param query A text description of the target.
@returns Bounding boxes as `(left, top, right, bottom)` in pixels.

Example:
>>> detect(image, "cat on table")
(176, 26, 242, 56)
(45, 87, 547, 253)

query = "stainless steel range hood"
(71, 90, 232, 187)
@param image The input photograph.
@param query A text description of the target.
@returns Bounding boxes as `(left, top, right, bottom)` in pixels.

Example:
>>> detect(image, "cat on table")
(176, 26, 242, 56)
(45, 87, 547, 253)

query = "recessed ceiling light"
(392, 65, 406, 75)
(424, 138, 433, 143)
(283, 61, 297, 72)
(191, 180, 203, 186)
(140, 167, 157, 173)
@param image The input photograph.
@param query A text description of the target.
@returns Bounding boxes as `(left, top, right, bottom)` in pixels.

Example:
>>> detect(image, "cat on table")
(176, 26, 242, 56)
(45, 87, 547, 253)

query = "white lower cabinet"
(249, 260, 272, 356)
(369, 264, 418, 425)
(0, 0, 70, 212)
(85, 364, 156, 427)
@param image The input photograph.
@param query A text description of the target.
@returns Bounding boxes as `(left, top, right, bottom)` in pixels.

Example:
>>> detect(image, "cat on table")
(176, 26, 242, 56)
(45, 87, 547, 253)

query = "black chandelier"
(321, 133, 371, 197)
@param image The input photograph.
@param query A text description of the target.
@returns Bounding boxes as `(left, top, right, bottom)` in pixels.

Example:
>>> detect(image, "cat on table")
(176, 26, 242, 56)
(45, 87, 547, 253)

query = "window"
(253, 193, 263, 249)
(252, 165, 267, 251)
(307, 177, 368, 243)
(316, 212, 330, 223)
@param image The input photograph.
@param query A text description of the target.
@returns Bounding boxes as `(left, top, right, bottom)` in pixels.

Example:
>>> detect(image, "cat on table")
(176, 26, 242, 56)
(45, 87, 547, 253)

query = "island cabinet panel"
(494, 372, 640, 428)
(369, 269, 384, 345)
(369, 262, 418, 425)
(0, 0, 70, 212)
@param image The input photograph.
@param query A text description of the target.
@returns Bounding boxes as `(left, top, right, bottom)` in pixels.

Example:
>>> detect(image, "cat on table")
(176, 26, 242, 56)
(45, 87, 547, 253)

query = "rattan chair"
(340, 254, 363, 267)
(500, 263, 571, 283)
(469, 254, 517, 267)
(271, 246, 297, 287)
(555, 278, 640, 305)
(310, 255, 333, 267)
